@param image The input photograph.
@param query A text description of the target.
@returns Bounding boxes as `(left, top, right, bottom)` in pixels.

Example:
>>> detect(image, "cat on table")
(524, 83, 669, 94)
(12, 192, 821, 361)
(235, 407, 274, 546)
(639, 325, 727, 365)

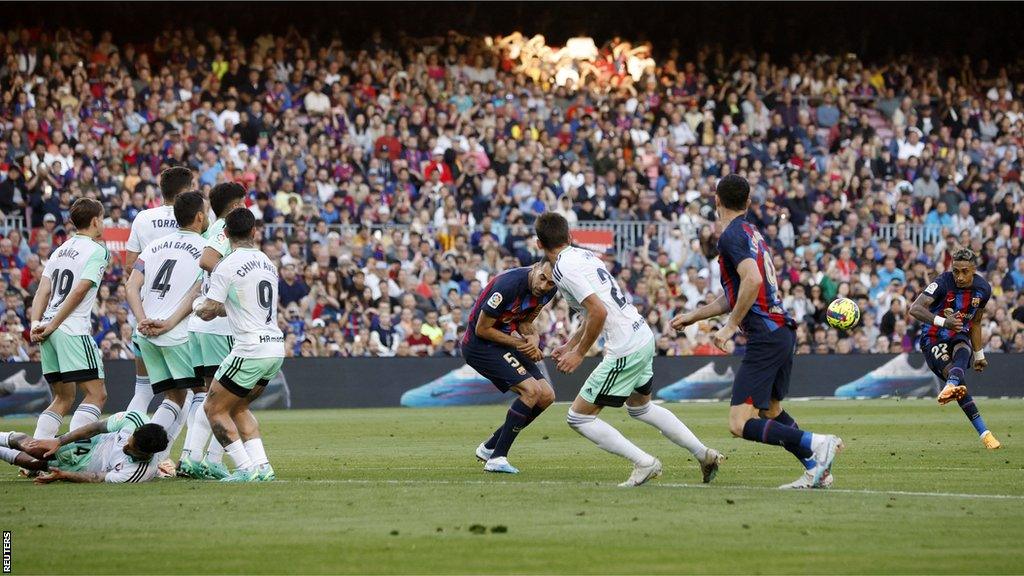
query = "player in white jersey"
(0, 411, 168, 484)
(535, 212, 723, 487)
(196, 208, 284, 482)
(124, 166, 196, 415)
(179, 182, 248, 479)
(126, 191, 206, 457)
(27, 199, 110, 444)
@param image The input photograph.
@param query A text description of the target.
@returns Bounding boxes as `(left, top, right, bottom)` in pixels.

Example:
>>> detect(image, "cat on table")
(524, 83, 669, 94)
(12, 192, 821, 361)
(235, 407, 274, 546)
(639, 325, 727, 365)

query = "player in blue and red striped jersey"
(462, 261, 558, 474)
(671, 174, 843, 489)
(909, 248, 1001, 449)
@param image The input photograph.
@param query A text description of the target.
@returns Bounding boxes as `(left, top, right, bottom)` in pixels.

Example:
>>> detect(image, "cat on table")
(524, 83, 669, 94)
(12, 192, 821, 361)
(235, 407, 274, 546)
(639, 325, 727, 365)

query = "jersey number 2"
(596, 268, 627, 308)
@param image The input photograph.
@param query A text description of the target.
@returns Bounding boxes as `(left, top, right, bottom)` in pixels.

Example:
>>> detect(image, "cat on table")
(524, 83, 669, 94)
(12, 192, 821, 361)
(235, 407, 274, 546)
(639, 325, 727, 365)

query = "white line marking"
(273, 478, 1024, 500)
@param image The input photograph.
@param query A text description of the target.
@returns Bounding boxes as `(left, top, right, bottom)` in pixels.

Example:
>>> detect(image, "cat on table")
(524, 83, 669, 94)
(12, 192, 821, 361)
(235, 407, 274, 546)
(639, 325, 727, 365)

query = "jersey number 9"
(257, 280, 275, 324)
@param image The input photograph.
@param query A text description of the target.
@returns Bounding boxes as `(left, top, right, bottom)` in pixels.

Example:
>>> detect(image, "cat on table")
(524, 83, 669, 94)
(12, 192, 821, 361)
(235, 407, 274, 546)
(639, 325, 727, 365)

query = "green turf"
(1, 399, 1022, 574)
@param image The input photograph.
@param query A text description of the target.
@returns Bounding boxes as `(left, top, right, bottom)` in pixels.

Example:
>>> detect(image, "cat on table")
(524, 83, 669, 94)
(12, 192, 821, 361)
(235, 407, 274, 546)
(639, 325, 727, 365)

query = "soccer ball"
(826, 297, 860, 330)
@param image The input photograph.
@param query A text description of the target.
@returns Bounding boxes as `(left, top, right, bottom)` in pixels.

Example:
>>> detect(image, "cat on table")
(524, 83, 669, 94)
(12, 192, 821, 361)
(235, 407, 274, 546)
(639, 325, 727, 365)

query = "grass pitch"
(1, 399, 1022, 574)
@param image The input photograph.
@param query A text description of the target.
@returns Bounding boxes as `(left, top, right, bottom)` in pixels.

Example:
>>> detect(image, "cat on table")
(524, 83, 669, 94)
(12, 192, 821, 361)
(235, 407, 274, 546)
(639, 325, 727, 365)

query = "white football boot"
(618, 457, 662, 487)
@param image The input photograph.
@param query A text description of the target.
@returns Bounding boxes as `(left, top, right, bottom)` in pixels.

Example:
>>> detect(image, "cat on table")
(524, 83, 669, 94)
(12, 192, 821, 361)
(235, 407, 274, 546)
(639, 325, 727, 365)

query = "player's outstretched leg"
(625, 392, 724, 483)
(567, 398, 661, 487)
(0, 432, 51, 472)
(957, 395, 1000, 449)
(730, 404, 842, 489)
(938, 345, 970, 405)
(483, 378, 555, 474)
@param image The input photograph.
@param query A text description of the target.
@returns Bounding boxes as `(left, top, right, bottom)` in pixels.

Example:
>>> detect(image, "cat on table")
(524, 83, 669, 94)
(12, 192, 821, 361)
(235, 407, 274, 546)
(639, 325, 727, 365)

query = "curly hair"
(952, 247, 977, 265)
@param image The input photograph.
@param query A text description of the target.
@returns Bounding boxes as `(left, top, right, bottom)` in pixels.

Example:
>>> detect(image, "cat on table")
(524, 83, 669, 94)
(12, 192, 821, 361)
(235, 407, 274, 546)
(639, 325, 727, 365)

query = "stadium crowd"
(0, 26, 1023, 362)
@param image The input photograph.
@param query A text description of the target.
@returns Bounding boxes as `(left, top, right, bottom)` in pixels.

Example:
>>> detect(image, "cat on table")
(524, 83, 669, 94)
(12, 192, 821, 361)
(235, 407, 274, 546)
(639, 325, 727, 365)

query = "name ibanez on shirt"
(55, 246, 81, 259)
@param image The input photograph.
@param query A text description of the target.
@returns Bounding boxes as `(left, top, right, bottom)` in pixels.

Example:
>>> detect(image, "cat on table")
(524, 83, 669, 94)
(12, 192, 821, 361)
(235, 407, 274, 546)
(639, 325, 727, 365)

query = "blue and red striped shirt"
(463, 267, 556, 346)
(918, 272, 991, 348)
(717, 217, 792, 335)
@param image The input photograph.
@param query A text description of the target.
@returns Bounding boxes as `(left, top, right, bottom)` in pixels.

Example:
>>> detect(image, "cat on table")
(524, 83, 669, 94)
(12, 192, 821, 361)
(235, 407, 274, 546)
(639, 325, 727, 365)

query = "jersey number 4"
(150, 260, 176, 299)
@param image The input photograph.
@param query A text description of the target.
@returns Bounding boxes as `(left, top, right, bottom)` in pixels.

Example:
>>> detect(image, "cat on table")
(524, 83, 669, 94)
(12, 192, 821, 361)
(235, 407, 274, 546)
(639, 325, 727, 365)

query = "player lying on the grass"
(27, 198, 110, 444)
(463, 261, 558, 474)
(535, 212, 723, 487)
(195, 208, 284, 482)
(124, 166, 196, 415)
(909, 248, 1001, 449)
(671, 175, 842, 490)
(179, 182, 250, 480)
(126, 191, 207, 467)
(0, 411, 168, 484)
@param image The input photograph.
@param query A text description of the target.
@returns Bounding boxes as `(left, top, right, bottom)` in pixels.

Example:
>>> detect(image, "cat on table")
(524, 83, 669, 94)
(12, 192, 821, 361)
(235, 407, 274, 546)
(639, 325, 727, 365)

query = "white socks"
(151, 399, 181, 431)
(566, 409, 653, 465)
(185, 392, 205, 432)
(168, 391, 193, 442)
(33, 410, 62, 439)
(70, 403, 102, 431)
(243, 438, 268, 467)
(182, 400, 213, 460)
(126, 376, 153, 414)
(206, 437, 225, 463)
(0, 431, 11, 447)
(224, 439, 253, 470)
(627, 402, 707, 458)
(0, 446, 18, 464)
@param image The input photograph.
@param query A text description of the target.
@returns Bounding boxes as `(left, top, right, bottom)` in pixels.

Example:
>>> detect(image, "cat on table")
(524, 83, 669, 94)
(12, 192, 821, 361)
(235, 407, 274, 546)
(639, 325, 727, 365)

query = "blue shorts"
(921, 334, 971, 380)
(463, 340, 544, 393)
(732, 326, 795, 409)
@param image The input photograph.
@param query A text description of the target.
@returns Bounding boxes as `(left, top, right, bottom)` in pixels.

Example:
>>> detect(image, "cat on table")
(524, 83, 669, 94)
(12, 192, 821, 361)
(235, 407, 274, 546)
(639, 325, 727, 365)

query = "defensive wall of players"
(0, 217, 949, 264)
(0, 354, 1020, 414)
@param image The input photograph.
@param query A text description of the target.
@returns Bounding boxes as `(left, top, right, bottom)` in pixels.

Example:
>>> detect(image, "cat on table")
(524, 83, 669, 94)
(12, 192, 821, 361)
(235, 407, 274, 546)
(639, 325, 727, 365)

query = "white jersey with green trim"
(126, 205, 178, 254)
(189, 218, 232, 335)
(135, 230, 204, 346)
(552, 246, 653, 358)
(83, 411, 158, 483)
(41, 234, 109, 336)
(207, 248, 285, 358)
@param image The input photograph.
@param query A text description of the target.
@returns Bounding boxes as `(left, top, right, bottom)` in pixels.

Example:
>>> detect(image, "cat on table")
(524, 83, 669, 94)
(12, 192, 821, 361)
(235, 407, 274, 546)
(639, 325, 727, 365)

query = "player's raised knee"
(536, 382, 556, 408)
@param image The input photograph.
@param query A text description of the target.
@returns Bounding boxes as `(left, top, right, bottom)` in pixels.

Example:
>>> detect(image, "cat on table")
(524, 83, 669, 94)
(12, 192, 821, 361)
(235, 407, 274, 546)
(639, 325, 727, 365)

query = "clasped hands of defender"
(137, 318, 170, 337)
